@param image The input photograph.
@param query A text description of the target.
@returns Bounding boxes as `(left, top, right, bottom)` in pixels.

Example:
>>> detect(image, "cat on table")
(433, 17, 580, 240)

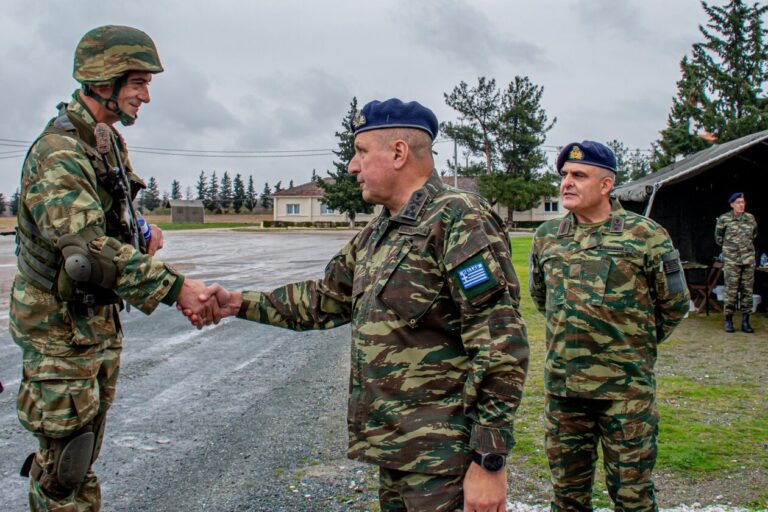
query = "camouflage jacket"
(715, 211, 757, 266)
(238, 171, 529, 475)
(10, 92, 180, 363)
(529, 199, 689, 400)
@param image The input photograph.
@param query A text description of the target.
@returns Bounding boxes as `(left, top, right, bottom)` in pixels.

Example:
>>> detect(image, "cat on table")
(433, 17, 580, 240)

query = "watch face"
(483, 453, 505, 472)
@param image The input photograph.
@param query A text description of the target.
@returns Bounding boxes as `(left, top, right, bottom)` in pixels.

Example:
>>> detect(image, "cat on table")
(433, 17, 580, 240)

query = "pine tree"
(273, 181, 282, 193)
(444, 76, 557, 224)
(0, 192, 6, 215)
(288, 179, 294, 189)
(143, 177, 161, 211)
(260, 182, 273, 209)
(10, 189, 19, 216)
(171, 179, 182, 200)
(232, 173, 245, 213)
(606, 140, 652, 185)
(246, 175, 257, 211)
(196, 171, 206, 200)
(206, 171, 220, 211)
(655, 0, 768, 167)
(220, 171, 232, 211)
(317, 97, 374, 227)
(162, 191, 169, 206)
(185, 186, 193, 200)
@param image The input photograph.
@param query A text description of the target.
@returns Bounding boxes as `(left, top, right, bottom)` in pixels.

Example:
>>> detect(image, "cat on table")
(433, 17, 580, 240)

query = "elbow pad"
(57, 227, 121, 289)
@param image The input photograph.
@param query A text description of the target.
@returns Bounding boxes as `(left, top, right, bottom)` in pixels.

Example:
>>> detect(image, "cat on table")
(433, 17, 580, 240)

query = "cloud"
(399, 0, 546, 70)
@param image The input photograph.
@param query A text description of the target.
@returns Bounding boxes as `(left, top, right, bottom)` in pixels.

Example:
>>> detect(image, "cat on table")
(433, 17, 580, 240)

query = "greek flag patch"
(458, 261, 490, 290)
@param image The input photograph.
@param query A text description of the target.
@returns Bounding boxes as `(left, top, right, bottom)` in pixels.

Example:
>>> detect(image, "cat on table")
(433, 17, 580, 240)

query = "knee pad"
(57, 430, 96, 489)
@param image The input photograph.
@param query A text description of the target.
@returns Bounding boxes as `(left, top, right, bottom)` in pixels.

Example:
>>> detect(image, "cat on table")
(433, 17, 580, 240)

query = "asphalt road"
(0, 230, 377, 512)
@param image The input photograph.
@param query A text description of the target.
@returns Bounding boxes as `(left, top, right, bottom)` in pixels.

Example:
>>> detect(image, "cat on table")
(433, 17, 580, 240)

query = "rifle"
(94, 123, 147, 254)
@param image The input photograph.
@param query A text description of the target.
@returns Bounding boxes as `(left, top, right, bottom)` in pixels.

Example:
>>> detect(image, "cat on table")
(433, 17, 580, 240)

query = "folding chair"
(690, 261, 723, 315)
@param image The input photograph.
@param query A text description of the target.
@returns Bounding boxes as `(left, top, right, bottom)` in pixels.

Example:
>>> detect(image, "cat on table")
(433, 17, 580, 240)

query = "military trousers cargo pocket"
(18, 378, 99, 438)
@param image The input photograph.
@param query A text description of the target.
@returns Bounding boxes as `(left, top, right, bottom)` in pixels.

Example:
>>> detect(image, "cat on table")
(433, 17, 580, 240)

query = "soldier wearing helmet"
(12, 25, 218, 511)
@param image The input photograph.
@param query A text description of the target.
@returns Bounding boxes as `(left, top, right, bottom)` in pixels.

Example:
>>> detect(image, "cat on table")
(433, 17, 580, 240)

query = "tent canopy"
(613, 130, 768, 266)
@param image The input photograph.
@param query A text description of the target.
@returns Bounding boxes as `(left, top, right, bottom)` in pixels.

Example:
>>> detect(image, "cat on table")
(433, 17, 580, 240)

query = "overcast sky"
(0, 0, 712, 200)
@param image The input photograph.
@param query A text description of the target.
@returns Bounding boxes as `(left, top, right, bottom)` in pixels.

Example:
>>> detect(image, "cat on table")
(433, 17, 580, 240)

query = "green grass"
(507, 236, 768, 506)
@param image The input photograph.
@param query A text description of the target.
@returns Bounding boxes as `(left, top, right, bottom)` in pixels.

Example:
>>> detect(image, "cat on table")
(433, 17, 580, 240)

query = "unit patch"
(458, 262, 489, 290)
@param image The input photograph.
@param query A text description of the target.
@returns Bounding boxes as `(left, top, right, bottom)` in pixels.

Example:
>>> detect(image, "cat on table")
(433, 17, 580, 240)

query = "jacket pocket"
(379, 239, 444, 327)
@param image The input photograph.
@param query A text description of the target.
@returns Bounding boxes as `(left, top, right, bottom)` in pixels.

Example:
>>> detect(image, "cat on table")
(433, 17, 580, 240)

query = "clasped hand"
(176, 281, 241, 329)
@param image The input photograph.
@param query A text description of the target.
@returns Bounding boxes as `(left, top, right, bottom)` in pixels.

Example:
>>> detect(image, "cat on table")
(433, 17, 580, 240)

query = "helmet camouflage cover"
(74, 25, 163, 85)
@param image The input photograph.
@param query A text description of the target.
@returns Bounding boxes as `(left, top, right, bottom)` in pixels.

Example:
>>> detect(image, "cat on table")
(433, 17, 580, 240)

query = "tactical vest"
(15, 103, 138, 305)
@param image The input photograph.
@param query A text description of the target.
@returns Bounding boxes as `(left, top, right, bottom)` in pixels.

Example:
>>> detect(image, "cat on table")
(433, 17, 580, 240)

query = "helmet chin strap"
(83, 76, 137, 126)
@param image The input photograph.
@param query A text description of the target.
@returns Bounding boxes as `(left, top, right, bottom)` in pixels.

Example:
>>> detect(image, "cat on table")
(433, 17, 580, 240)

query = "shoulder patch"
(457, 259, 490, 290)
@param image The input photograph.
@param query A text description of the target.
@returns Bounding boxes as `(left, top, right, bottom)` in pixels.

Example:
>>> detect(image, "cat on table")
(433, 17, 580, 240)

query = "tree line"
(3, 2, 764, 223)
(316, 0, 767, 225)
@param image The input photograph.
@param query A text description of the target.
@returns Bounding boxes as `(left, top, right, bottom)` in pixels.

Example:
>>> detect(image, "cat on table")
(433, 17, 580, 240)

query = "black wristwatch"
(472, 451, 506, 472)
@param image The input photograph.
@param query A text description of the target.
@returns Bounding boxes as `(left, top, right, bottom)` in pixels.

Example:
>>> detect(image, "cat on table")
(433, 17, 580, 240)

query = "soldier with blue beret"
(716, 192, 757, 332)
(531, 140, 690, 510)
(189, 98, 530, 512)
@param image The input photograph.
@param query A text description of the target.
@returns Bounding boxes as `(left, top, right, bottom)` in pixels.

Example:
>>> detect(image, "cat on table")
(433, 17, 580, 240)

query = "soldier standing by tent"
(716, 192, 758, 333)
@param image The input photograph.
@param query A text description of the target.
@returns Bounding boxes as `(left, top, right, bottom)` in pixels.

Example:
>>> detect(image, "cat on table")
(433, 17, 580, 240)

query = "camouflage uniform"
(11, 92, 181, 511)
(237, 171, 529, 510)
(715, 211, 757, 315)
(530, 198, 690, 511)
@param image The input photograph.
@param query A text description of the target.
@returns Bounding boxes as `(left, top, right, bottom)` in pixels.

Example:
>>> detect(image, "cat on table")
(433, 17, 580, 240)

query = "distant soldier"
(12, 25, 216, 511)
(189, 99, 530, 512)
(530, 141, 690, 511)
(715, 192, 757, 333)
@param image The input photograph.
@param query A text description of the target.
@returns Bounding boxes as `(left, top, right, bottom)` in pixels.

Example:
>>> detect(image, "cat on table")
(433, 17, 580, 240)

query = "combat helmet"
(74, 25, 163, 125)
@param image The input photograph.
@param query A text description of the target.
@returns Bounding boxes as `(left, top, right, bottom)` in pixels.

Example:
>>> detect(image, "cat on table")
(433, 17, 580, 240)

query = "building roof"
(166, 199, 204, 207)
(272, 178, 333, 197)
(614, 128, 768, 203)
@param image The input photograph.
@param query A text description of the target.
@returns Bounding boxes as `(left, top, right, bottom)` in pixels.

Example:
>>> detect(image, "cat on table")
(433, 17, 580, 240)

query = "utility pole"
(453, 139, 458, 187)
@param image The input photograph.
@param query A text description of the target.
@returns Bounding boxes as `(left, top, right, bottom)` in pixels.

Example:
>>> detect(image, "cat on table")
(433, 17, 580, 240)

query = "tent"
(614, 129, 768, 266)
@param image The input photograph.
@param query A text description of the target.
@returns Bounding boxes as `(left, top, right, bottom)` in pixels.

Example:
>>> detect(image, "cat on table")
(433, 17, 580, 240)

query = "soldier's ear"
(392, 139, 409, 170)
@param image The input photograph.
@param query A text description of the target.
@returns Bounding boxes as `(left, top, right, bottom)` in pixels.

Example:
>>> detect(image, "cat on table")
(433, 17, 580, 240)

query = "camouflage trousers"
(378, 466, 464, 512)
(723, 262, 755, 315)
(545, 394, 659, 512)
(17, 346, 121, 512)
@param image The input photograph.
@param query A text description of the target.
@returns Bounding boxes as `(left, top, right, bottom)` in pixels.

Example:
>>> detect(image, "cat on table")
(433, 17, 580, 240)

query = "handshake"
(176, 280, 243, 329)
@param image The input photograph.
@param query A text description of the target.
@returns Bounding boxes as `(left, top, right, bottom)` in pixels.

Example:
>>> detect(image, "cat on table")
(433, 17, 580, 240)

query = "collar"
(557, 197, 625, 238)
(389, 170, 443, 226)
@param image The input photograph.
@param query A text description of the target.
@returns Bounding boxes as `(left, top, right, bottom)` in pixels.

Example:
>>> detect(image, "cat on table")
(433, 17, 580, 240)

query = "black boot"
(725, 315, 735, 333)
(742, 313, 754, 333)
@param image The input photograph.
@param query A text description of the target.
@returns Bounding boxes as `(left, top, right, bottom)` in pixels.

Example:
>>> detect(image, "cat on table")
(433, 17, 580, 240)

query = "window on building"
(286, 203, 300, 215)
(320, 203, 335, 215)
(544, 201, 559, 212)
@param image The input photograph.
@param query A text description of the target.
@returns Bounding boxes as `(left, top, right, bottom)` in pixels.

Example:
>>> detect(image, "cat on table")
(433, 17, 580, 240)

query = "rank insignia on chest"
(457, 261, 490, 290)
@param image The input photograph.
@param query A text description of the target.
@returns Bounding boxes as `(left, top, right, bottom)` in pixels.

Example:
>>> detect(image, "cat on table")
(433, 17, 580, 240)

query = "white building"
(272, 179, 380, 224)
(272, 176, 560, 225)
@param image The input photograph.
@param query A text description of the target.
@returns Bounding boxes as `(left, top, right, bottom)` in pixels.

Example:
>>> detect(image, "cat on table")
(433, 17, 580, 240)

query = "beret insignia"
(569, 145, 584, 161)
(352, 111, 367, 129)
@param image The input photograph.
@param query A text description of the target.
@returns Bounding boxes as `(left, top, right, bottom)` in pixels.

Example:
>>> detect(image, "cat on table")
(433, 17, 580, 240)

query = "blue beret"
(351, 98, 439, 141)
(556, 141, 617, 174)
(728, 192, 744, 204)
